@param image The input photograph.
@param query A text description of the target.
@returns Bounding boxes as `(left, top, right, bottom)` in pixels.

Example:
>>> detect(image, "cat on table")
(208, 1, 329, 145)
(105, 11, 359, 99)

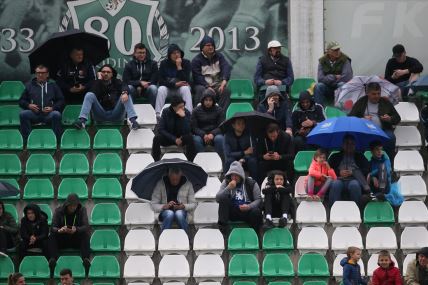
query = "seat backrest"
(92, 178, 122, 199)
(297, 253, 329, 276)
(90, 229, 121, 252)
(54, 256, 85, 278)
(58, 178, 88, 200)
(60, 129, 90, 150)
(90, 203, 121, 225)
(0, 256, 14, 278)
(19, 256, 50, 279)
(0, 129, 23, 150)
(262, 253, 294, 276)
(262, 228, 294, 251)
(226, 103, 254, 119)
(228, 228, 259, 251)
(26, 154, 55, 175)
(364, 201, 395, 226)
(93, 129, 123, 149)
(89, 256, 120, 278)
(27, 129, 57, 150)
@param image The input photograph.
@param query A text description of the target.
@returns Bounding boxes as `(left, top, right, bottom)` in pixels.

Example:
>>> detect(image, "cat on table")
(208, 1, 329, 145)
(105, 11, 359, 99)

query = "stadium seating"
(54, 256, 85, 279)
(367, 254, 398, 276)
(226, 102, 254, 119)
(0, 105, 20, 127)
(401, 226, 428, 254)
(158, 255, 190, 283)
(124, 202, 155, 230)
(125, 153, 154, 178)
(193, 202, 219, 228)
(0, 81, 25, 102)
(158, 229, 190, 256)
(60, 129, 90, 152)
(398, 175, 427, 201)
(90, 229, 121, 253)
(90, 203, 121, 227)
(290, 78, 316, 101)
(59, 153, 89, 178)
(126, 128, 155, 154)
(228, 228, 259, 253)
(0, 129, 23, 152)
(363, 201, 395, 227)
(297, 226, 328, 255)
(129, 104, 157, 129)
(92, 178, 122, 201)
(365, 227, 397, 254)
(23, 178, 54, 201)
(403, 254, 416, 276)
(193, 152, 223, 177)
(4, 204, 18, 223)
(325, 106, 346, 118)
(294, 175, 307, 202)
(92, 153, 123, 177)
(195, 176, 221, 201)
(297, 253, 329, 279)
(193, 254, 225, 282)
(332, 254, 365, 278)
(125, 178, 142, 204)
(228, 79, 255, 101)
(394, 125, 422, 150)
(62, 105, 91, 127)
(294, 151, 315, 174)
(395, 102, 419, 125)
(57, 178, 88, 201)
(398, 200, 428, 227)
(193, 228, 224, 256)
(27, 129, 57, 153)
(0, 256, 14, 279)
(295, 201, 327, 228)
(25, 154, 55, 176)
(88, 256, 120, 280)
(262, 228, 294, 252)
(394, 150, 424, 176)
(331, 227, 363, 253)
(330, 201, 361, 228)
(123, 255, 155, 283)
(37, 204, 52, 225)
(19, 256, 50, 279)
(124, 229, 156, 256)
(93, 129, 123, 152)
(262, 253, 294, 280)
(228, 254, 260, 281)
(161, 152, 187, 160)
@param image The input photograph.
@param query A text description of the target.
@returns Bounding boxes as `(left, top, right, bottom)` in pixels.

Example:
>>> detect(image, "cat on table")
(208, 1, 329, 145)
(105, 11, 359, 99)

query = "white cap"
(267, 40, 282, 49)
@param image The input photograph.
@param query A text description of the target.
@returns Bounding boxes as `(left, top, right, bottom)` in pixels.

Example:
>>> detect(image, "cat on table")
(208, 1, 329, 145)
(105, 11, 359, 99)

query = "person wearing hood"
(216, 161, 262, 236)
(191, 88, 224, 157)
(405, 247, 428, 285)
(19, 203, 49, 260)
(74, 64, 139, 130)
(341, 246, 367, 285)
(366, 141, 392, 201)
(155, 43, 193, 116)
(192, 35, 231, 115)
(122, 43, 158, 107)
(292, 90, 326, 151)
(257, 85, 293, 135)
(56, 47, 96, 104)
(19, 64, 64, 143)
(152, 95, 196, 161)
(0, 200, 19, 256)
(372, 250, 402, 285)
(48, 193, 90, 273)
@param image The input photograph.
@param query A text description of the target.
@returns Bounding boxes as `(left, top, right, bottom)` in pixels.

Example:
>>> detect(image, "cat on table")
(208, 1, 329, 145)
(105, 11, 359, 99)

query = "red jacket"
(306, 159, 337, 187)
(372, 262, 402, 285)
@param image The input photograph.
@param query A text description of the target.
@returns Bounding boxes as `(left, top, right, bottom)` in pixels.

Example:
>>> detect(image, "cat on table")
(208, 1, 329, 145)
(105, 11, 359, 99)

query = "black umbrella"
(219, 111, 278, 137)
(0, 181, 20, 198)
(131, 158, 208, 200)
(28, 29, 109, 74)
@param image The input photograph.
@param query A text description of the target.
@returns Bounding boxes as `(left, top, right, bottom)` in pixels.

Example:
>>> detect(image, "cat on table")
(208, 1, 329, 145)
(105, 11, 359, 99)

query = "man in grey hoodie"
(216, 161, 262, 235)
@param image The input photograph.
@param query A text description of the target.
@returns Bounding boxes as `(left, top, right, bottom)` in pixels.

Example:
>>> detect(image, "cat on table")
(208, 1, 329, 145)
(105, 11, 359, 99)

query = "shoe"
(74, 119, 85, 130)
(278, 217, 288, 228)
(0, 251, 8, 257)
(263, 219, 275, 230)
(131, 120, 140, 130)
(375, 193, 386, 201)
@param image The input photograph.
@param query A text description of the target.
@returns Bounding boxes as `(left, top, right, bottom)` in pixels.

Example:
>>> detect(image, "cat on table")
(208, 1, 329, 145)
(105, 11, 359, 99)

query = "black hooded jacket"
(51, 193, 89, 234)
(291, 91, 326, 135)
(159, 44, 191, 88)
(191, 89, 223, 137)
(20, 204, 49, 242)
(56, 58, 96, 92)
(122, 48, 159, 87)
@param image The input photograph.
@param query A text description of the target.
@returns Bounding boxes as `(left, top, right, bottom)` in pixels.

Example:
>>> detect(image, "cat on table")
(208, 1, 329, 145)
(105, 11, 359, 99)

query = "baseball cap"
(392, 44, 405, 57)
(267, 40, 282, 49)
(326, 41, 341, 50)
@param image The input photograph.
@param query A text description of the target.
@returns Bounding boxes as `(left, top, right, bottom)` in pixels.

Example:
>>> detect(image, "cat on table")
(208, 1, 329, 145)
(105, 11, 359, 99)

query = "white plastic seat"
(403, 254, 417, 276)
(366, 227, 397, 254)
(125, 153, 154, 178)
(333, 253, 365, 278)
(399, 200, 428, 227)
(398, 175, 427, 201)
(193, 202, 219, 228)
(295, 201, 327, 228)
(128, 104, 157, 129)
(367, 254, 398, 276)
(394, 150, 424, 176)
(297, 226, 328, 255)
(198, 283, 221, 285)
(394, 125, 422, 150)
(401, 227, 428, 254)
(161, 152, 187, 160)
(158, 229, 190, 256)
(193, 228, 224, 255)
(331, 227, 363, 253)
(124, 229, 156, 256)
(158, 254, 190, 283)
(124, 203, 155, 229)
(294, 175, 307, 203)
(395, 102, 419, 125)
(125, 178, 144, 204)
(126, 128, 155, 154)
(195, 177, 221, 202)
(162, 283, 185, 285)
(193, 152, 222, 177)
(330, 201, 361, 228)
(160, 145, 183, 155)
(123, 255, 155, 282)
(193, 254, 225, 282)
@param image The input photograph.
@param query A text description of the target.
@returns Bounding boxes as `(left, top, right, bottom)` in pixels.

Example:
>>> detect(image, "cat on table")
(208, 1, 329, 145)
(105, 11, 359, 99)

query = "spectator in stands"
(59, 268, 76, 285)
(306, 148, 337, 201)
(341, 246, 367, 285)
(224, 117, 258, 181)
(366, 141, 391, 201)
(152, 95, 196, 161)
(256, 122, 294, 184)
(254, 40, 294, 99)
(19, 64, 64, 143)
(7, 273, 25, 285)
(156, 44, 193, 117)
(216, 161, 262, 235)
(328, 135, 370, 207)
(385, 44, 423, 97)
(192, 35, 231, 114)
(19, 204, 49, 260)
(372, 250, 402, 285)
(56, 47, 96, 104)
(0, 201, 19, 256)
(405, 247, 428, 285)
(122, 43, 158, 107)
(421, 105, 428, 145)
(191, 88, 224, 158)
(349, 82, 401, 160)
(262, 170, 293, 229)
(292, 90, 326, 151)
(257, 85, 293, 135)
(150, 167, 196, 233)
(48, 193, 90, 273)
(313, 41, 353, 106)
(74, 64, 139, 130)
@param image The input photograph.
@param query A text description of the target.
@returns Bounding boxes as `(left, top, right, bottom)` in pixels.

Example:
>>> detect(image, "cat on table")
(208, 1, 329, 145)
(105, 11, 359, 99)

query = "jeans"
(155, 86, 193, 114)
(128, 84, 157, 107)
(306, 176, 333, 198)
(314, 82, 344, 106)
(396, 80, 410, 97)
(19, 110, 62, 142)
(193, 134, 224, 155)
(159, 209, 188, 233)
(79, 92, 137, 122)
(328, 179, 362, 207)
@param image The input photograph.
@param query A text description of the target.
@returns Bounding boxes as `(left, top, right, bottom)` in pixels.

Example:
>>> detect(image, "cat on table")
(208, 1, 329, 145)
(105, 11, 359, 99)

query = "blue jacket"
(224, 129, 256, 161)
(257, 93, 292, 129)
(369, 154, 392, 188)
(341, 257, 367, 285)
(19, 79, 64, 111)
(159, 105, 192, 143)
(159, 44, 191, 89)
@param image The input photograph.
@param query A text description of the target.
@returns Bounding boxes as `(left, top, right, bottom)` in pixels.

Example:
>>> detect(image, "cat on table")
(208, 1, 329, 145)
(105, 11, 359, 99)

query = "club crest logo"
(100, 0, 126, 16)
(320, 122, 332, 129)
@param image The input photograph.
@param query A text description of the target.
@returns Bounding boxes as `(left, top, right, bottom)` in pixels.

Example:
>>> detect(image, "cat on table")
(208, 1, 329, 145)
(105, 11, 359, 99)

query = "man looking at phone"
(19, 64, 64, 143)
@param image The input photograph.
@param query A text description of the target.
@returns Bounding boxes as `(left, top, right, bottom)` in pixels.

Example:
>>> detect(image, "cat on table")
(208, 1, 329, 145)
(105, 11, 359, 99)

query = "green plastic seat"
(25, 154, 55, 176)
(0, 130, 23, 152)
(60, 129, 90, 152)
(0, 81, 25, 102)
(88, 255, 120, 279)
(93, 129, 123, 152)
(290, 78, 316, 101)
(228, 79, 255, 101)
(363, 201, 395, 227)
(325, 106, 346, 118)
(269, 282, 292, 285)
(303, 281, 328, 285)
(90, 203, 121, 227)
(27, 129, 57, 152)
(23, 179, 54, 201)
(19, 256, 50, 279)
(297, 253, 329, 278)
(0, 256, 14, 279)
(0, 105, 20, 127)
(364, 150, 389, 161)
(90, 229, 121, 252)
(228, 254, 260, 279)
(37, 204, 52, 225)
(62, 105, 91, 127)
(262, 253, 294, 278)
(54, 256, 85, 278)
(293, 151, 316, 174)
(4, 204, 18, 224)
(57, 178, 88, 201)
(0, 154, 21, 177)
(59, 153, 89, 177)
(262, 228, 294, 251)
(0, 179, 20, 201)
(228, 228, 259, 252)
(233, 282, 257, 285)
(92, 153, 122, 177)
(226, 102, 254, 119)
(92, 178, 122, 201)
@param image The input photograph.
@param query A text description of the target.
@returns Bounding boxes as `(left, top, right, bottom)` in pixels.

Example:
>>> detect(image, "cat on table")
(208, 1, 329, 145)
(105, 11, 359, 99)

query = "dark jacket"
(0, 201, 19, 245)
(372, 261, 402, 285)
(90, 66, 128, 110)
(159, 105, 192, 143)
(385, 56, 423, 84)
(341, 257, 367, 285)
(292, 91, 326, 135)
(369, 153, 392, 193)
(19, 79, 65, 111)
(20, 204, 49, 243)
(56, 59, 96, 92)
(257, 93, 292, 130)
(254, 53, 294, 87)
(159, 44, 191, 88)
(122, 51, 159, 87)
(51, 193, 89, 234)
(318, 53, 353, 86)
(328, 151, 370, 178)
(348, 96, 401, 130)
(191, 90, 223, 137)
(256, 130, 294, 162)
(224, 129, 255, 161)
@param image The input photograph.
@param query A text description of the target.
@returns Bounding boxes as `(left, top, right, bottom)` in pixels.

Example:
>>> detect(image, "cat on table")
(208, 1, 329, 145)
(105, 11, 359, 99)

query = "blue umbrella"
(407, 75, 428, 92)
(306, 116, 390, 150)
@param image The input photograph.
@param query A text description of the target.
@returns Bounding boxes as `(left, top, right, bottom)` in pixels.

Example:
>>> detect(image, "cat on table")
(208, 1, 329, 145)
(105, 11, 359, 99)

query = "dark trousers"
(48, 231, 90, 260)
(217, 195, 263, 231)
(0, 228, 14, 252)
(264, 191, 292, 218)
(19, 238, 49, 260)
(152, 134, 196, 161)
(19, 110, 62, 142)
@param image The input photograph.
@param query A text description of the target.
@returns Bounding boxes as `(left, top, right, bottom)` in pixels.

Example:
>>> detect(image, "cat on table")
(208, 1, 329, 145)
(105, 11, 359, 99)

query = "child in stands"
(372, 250, 402, 285)
(306, 148, 337, 200)
(341, 246, 367, 285)
(367, 141, 392, 201)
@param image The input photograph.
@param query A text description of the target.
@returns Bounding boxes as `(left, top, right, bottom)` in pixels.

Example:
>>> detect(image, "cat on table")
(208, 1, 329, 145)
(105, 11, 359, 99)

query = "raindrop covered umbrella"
(407, 75, 428, 92)
(0, 181, 20, 198)
(219, 111, 278, 138)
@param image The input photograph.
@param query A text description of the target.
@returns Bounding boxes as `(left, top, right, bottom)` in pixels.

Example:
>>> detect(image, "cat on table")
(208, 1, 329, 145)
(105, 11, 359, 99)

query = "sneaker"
(131, 120, 140, 130)
(263, 219, 275, 230)
(74, 119, 85, 130)
(278, 217, 288, 228)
